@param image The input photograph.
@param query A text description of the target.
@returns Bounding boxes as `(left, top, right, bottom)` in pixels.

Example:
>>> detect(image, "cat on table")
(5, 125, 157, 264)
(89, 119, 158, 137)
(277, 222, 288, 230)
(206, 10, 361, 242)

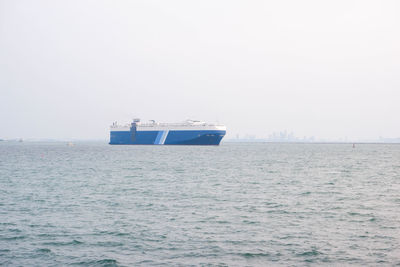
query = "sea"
(1, 142, 399, 266)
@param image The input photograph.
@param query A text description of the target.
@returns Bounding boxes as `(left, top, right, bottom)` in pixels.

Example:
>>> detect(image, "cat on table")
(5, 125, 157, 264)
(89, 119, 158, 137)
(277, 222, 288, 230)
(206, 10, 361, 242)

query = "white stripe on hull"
(159, 130, 169, 144)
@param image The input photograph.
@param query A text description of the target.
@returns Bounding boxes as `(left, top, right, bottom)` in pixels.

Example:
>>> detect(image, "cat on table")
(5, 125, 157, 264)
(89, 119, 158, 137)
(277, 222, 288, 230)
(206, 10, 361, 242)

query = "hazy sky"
(1, 0, 399, 140)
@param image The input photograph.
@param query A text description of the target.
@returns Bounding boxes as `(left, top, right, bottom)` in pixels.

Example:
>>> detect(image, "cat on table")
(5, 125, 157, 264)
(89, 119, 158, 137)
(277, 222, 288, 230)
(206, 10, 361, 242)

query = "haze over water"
(2, 1, 400, 266)
(1, 1, 400, 140)
(1, 142, 399, 266)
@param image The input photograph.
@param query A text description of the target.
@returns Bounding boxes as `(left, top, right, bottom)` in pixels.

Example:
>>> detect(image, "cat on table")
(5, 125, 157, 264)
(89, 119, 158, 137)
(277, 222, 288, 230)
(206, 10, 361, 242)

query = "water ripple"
(0, 142, 400, 265)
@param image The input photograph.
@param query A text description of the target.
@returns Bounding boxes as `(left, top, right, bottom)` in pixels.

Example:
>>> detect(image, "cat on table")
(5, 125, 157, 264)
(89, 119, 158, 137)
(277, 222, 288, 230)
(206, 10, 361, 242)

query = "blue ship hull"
(109, 130, 226, 145)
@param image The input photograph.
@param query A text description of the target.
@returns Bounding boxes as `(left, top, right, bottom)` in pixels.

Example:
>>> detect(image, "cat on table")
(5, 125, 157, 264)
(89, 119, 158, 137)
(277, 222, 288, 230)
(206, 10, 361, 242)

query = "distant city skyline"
(228, 130, 400, 143)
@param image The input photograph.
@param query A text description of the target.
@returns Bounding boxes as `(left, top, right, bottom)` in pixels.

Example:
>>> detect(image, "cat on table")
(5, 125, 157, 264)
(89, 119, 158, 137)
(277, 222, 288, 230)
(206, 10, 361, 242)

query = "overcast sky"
(1, 0, 399, 140)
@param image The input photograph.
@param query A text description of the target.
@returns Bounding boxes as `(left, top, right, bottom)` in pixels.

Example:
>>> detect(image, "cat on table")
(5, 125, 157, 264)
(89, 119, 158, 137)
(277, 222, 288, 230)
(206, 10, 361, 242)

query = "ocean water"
(1, 142, 400, 266)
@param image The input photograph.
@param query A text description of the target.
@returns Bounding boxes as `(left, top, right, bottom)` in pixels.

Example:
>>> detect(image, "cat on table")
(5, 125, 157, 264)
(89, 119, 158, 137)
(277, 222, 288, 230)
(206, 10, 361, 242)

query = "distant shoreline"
(1, 139, 400, 145)
(225, 142, 400, 145)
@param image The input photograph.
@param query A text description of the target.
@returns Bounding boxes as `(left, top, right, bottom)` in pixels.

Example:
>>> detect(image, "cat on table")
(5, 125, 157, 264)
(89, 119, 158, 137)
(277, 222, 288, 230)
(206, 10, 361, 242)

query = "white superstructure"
(110, 119, 226, 132)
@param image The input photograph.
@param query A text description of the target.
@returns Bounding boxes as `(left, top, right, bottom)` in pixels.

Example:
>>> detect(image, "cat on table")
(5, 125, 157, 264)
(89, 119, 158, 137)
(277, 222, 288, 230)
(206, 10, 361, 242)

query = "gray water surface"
(1, 142, 399, 266)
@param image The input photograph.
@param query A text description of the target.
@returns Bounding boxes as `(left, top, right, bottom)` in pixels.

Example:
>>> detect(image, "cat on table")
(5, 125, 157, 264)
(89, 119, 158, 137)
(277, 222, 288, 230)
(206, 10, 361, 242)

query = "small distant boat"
(18, 138, 23, 143)
(67, 142, 74, 147)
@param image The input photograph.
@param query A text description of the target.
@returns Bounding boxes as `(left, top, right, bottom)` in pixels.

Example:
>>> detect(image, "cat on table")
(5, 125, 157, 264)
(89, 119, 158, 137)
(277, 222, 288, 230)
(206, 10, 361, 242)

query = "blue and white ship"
(109, 119, 226, 145)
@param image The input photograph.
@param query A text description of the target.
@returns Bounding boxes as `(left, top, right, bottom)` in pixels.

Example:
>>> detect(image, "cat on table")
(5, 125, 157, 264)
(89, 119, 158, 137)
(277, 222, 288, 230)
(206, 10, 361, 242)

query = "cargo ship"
(109, 119, 226, 145)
